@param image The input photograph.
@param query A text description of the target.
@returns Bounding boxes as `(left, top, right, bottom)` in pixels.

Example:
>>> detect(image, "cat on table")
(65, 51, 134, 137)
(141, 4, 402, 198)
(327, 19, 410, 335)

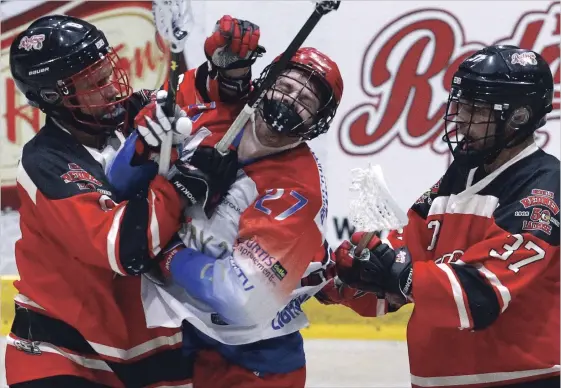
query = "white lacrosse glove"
(134, 90, 193, 147)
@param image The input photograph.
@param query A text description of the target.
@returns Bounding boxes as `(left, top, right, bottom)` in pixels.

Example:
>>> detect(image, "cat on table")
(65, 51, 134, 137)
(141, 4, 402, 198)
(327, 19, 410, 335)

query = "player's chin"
(274, 134, 301, 148)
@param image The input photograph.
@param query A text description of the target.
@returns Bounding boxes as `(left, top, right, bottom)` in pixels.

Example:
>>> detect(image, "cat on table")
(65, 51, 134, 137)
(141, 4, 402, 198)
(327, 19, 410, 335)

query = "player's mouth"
(101, 104, 125, 119)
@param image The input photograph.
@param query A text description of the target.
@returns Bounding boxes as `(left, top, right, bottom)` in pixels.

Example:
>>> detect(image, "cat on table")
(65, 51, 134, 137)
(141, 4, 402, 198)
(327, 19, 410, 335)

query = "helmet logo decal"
(18, 34, 46, 51)
(64, 22, 83, 29)
(28, 67, 49, 76)
(511, 52, 538, 66)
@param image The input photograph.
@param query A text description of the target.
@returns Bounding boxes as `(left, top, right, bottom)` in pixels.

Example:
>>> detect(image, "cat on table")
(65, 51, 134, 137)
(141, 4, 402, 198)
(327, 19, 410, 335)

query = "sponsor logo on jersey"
(230, 256, 255, 291)
(271, 261, 288, 281)
(237, 239, 280, 286)
(181, 221, 231, 260)
(271, 293, 311, 330)
(221, 197, 242, 214)
(312, 151, 329, 225)
(60, 163, 103, 187)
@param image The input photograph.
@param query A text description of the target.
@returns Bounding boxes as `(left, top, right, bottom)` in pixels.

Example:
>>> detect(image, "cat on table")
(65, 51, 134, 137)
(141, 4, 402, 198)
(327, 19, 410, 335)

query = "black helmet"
(10, 15, 132, 134)
(442, 45, 554, 168)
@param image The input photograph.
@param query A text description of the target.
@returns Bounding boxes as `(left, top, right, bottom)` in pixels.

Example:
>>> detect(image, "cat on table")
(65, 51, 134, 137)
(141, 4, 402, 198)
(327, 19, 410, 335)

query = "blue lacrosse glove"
(106, 131, 158, 202)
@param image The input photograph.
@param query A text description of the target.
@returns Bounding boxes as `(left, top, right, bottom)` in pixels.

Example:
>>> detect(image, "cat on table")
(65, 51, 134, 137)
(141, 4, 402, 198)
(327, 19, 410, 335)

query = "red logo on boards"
(338, 3, 560, 158)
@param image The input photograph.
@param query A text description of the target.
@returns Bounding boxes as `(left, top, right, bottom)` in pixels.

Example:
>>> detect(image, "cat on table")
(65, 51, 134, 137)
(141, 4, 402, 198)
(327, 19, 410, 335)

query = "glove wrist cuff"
(398, 267, 413, 298)
(207, 55, 257, 71)
(216, 67, 252, 101)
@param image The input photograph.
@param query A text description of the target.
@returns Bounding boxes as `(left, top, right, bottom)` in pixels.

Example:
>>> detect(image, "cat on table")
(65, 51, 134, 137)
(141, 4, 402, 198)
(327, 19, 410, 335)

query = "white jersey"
(141, 120, 331, 345)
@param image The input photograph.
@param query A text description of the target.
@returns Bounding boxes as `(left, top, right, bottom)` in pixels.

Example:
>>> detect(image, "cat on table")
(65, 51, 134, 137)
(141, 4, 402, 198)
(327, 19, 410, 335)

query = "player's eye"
(277, 82, 291, 93)
(300, 95, 314, 108)
(97, 77, 110, 87)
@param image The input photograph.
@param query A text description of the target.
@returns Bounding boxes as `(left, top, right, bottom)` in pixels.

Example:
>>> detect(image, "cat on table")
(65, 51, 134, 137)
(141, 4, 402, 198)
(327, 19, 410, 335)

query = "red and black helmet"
(257, 47, 344, 140)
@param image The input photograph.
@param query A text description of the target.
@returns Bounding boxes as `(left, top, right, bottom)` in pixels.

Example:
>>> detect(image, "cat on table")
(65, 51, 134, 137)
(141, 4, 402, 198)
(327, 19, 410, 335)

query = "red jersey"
(168, 62, 245, 111)
(142, 101, 334, 345)
(7, 118, 187, 387)
(350, 144, 560, 387)
(7, 63, 234, 387)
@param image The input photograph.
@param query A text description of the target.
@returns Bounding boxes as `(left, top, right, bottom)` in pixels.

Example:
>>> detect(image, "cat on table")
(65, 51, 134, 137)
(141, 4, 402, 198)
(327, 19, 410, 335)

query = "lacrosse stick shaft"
(215, 1, 340, 154)
(158, 51, 184, 175)
(354, 231, 377, 259)
(153, 0, 190, 175)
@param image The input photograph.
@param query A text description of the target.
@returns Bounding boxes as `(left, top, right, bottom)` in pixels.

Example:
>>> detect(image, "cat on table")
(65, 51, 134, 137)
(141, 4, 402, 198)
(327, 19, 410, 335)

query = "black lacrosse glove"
(335, 232, 414, 299)
(169, 146, 239, 218)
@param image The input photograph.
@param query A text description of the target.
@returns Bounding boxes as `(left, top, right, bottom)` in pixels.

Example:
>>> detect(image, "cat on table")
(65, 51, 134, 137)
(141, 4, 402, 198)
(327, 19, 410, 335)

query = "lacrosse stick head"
(152, 0, 192, 53)
(313, 1, 341, 15)
(349, 163, 409, 235)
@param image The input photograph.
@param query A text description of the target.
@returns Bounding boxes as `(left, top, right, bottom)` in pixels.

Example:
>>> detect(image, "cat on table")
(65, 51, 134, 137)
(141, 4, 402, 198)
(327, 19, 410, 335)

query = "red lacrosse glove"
(204, 15, 264, 69)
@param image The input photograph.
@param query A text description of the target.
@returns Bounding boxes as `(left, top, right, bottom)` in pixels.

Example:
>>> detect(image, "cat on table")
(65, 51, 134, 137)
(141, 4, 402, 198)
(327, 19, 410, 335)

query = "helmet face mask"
(56, 50, 132, 131)
(443, 89, 503, 167)
(442, 45, 554, 168)
(258, 66, 332, 140)
(255, 47, 343, 141)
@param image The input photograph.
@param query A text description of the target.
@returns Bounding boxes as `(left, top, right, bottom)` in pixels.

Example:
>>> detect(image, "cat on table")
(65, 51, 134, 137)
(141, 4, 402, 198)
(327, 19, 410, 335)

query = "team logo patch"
(521, 207, 560, 236)
(415, 178, 442, 205)
(519, 189, 559, 214)
(60, 163, 102, 188)
(18, 34, 46, 51)
(510, 52, 538, 66)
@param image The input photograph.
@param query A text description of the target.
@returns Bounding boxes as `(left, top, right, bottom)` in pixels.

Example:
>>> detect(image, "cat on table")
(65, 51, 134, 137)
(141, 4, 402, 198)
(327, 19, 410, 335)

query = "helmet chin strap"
(251, 111, 303, 153)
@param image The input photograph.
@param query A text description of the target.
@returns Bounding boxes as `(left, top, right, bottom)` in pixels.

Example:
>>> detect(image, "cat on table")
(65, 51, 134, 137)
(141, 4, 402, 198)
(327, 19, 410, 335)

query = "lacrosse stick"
(348, 164, 409, 258)
(152, 0, 191, 175)
(214, 1, 341, 154)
